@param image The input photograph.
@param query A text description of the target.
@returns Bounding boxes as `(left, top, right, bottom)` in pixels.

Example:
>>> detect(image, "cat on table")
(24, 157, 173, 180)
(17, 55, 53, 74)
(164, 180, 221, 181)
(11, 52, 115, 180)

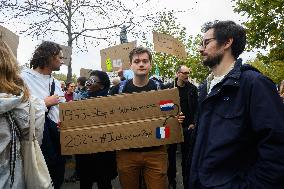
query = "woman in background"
(76, 70, 117, 189)
(64, 82, 76, 102)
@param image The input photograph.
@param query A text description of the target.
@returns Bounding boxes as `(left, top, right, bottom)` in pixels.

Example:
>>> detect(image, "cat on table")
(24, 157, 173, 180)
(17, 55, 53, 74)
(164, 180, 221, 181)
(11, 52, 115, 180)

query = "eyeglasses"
(69, 86, 76, 88)
(86, 78, 101, 86)
(200, 38, 216, 48)
(179, 71, 189, 75)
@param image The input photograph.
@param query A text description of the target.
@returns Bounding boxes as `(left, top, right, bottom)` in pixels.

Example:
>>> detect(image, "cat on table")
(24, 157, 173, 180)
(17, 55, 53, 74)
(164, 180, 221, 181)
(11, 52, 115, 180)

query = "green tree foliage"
(150, 11, 209, 83)
(233, 0, 284, 62)
(233, 0, 284, 84)
(52, 72, 77, 83)
(248, 58, 284, 84)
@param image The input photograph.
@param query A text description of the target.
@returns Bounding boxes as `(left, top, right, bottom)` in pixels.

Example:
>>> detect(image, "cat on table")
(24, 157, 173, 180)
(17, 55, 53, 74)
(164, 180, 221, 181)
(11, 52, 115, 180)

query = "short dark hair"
(30, 41, 62, 69)
(202, 20, 246, 59)
(77, 76, 87, 86)
(90, 70, 110, 89)
(129, 46, 152, 63)
(66, 82, 74, 88)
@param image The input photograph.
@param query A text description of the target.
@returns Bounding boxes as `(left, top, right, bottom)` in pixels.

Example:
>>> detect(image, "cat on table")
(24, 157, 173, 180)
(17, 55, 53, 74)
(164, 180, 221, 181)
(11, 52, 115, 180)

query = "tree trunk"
(66, 0, 73, 82)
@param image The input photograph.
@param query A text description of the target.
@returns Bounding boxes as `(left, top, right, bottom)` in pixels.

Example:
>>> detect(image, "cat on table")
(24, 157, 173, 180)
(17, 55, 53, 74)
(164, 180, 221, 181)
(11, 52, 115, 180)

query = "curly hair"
(30, 41, 62, 69)
(129, 46, 152, 63)
(0, 40, 29, 101)
(202, 20, 246, 59)
(77, 76, 87, 86)
(90, 70, 110, 89)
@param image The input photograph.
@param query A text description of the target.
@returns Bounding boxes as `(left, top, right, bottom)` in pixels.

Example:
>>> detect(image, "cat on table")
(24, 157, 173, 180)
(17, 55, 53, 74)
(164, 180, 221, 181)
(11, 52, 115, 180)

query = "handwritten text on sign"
(59, 89, 180, 129)
(60, 89, 182, 154)
(61, 103, 157, 122)
(64, 129, 153, 149)
(60, 117, 182, 155)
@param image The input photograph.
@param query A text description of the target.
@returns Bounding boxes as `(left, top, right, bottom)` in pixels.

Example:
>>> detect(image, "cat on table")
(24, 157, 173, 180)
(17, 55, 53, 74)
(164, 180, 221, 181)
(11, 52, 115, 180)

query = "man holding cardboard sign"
(110, 46, 184, 189)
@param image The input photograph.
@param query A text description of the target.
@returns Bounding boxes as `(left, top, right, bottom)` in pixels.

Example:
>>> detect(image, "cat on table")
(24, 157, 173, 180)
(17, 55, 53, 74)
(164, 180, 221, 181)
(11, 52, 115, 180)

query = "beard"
(52, 65, 61, 71)
(202, 52, 224, 68)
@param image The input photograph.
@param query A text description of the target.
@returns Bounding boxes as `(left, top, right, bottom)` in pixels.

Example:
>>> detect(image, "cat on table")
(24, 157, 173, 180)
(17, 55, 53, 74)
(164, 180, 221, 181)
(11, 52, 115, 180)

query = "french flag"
(156, 127, 170, 139)
(159, 100, 174, 111)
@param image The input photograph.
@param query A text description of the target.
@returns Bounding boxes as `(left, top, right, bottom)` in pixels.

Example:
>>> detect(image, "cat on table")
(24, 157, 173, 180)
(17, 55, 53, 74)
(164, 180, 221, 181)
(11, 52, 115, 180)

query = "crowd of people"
(1, 20, 284, 189)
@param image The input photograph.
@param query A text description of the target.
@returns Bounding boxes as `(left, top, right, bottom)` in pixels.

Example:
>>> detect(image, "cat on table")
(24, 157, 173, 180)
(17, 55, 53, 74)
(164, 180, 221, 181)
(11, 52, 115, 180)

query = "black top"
(178, 85, 190, 127)
(165, 79, 198, 127)
(109, 79, 163, 95)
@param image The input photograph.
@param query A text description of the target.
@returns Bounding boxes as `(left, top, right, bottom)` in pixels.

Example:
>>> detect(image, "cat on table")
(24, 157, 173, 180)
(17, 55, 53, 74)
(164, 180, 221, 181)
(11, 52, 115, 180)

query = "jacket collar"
(200, 59, 243, 100)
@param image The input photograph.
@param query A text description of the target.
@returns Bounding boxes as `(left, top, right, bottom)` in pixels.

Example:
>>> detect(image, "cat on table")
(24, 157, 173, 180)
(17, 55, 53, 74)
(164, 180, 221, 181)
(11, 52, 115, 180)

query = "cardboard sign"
(80, 68, 92, 78)
(60, 45, 72, 66)
(59, 88, 183, 155)
(106, 71, 119, 79)
(153, 31, 187, 60)
(100, 41, 137, 72)
(0, 25, 19, 58)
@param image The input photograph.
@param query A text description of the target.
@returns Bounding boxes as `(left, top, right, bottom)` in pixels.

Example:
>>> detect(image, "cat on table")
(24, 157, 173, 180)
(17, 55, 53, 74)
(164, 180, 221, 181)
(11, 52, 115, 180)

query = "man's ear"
(129, 62, 133, 70)
(224, 38, 233, 50)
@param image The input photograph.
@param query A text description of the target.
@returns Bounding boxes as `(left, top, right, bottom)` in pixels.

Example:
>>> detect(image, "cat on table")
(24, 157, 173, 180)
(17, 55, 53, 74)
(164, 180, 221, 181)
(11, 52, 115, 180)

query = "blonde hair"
(0, 40, 29, 101)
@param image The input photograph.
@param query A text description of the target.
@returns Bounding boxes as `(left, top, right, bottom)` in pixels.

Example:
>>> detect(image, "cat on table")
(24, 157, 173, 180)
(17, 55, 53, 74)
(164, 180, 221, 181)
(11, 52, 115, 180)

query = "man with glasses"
(188, 20, 284, 189)
(166, 65, 198, 189)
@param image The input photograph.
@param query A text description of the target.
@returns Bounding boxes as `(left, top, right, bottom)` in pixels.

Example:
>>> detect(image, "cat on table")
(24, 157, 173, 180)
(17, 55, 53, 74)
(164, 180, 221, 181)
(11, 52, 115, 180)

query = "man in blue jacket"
(188, 20, 284, 189)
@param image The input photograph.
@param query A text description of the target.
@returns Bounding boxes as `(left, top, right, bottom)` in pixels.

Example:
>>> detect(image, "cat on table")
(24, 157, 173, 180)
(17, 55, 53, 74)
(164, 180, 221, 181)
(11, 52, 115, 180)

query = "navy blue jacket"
(189, 59, 284, 189)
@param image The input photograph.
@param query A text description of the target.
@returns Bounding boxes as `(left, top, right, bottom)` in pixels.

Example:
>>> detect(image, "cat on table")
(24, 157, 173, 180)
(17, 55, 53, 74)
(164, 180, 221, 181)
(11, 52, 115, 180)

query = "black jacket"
(189, 59, 284, 189)
(166, 79, 198, 127)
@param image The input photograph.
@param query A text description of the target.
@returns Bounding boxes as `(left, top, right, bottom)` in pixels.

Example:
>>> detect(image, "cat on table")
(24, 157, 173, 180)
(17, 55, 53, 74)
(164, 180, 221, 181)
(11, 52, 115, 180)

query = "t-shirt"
(109, 78, 162, 95)
(109, 79, 164, 152)
(21, 68, 65, 123)
(208, 75, 225, 94)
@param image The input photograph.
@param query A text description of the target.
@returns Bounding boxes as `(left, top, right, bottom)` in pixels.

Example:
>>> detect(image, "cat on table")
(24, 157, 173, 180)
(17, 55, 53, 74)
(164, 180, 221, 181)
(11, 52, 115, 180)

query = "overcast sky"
(3, 0, 255, 76)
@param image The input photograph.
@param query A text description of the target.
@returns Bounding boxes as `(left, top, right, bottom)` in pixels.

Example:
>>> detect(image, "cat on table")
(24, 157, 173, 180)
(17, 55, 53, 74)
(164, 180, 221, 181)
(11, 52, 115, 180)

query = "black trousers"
(167, 129, 193, 189)
(80, 178, 112, 189)
(48, 160, 65, 189)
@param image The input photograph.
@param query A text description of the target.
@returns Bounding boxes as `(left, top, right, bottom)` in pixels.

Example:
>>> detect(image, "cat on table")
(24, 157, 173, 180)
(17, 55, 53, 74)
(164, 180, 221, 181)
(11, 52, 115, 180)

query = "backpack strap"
(50, 78, 55, 96)
(46, 78, 55, 115)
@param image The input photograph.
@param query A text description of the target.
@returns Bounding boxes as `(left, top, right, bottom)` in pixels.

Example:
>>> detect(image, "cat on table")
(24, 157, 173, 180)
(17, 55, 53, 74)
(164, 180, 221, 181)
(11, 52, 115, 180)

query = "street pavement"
(62, 148, 184, 189)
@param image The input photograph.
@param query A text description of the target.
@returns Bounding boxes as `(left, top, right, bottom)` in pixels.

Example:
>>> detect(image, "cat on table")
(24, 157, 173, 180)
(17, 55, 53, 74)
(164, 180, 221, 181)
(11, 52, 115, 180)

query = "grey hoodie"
(0, 93, 45, 189)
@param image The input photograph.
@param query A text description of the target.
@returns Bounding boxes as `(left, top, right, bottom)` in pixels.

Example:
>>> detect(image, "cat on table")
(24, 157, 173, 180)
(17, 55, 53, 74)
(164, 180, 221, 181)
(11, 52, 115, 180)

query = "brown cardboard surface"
(153, 31, 187, 60)
(80, 68, 92, 78)
(60, 44, 72, 66)
(100, 41, 137, 71)
(0, 25, 19, 58)
(60, 88, 183, 154)
(61, 117, 183, 155)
